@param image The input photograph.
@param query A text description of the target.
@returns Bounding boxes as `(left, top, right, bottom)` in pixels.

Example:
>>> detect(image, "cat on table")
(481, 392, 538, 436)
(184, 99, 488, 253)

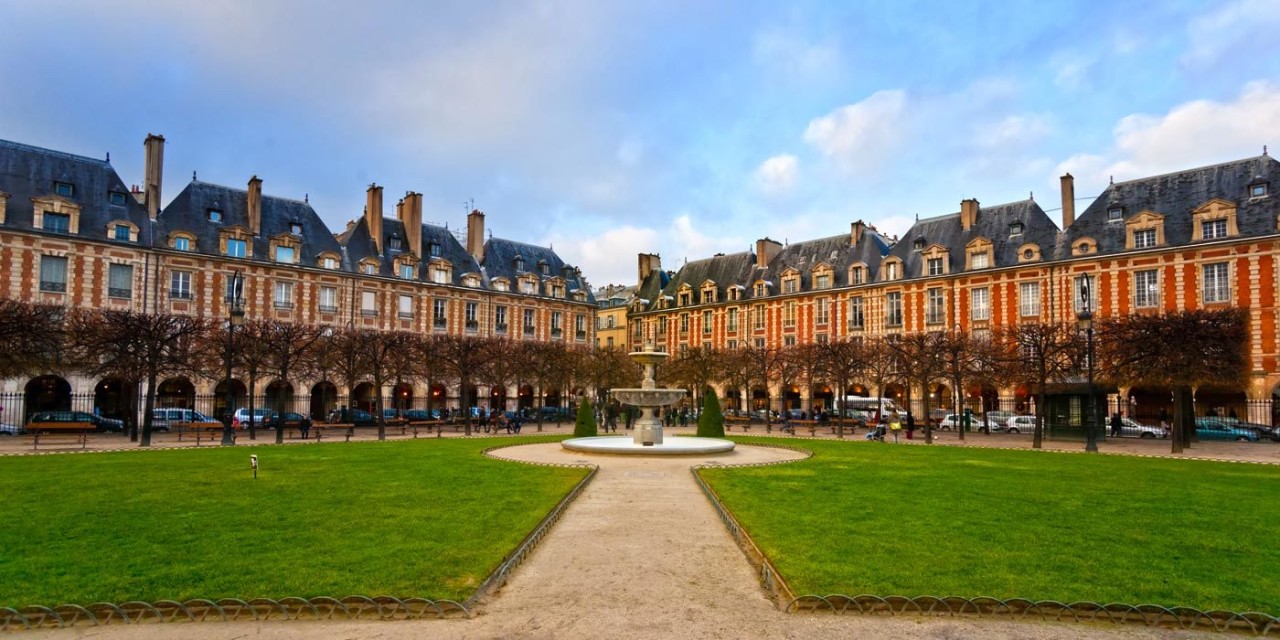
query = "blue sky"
(3, 0, 1278, 287)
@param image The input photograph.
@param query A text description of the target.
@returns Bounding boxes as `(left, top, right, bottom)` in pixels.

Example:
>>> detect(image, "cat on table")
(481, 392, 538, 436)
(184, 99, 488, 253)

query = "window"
(433, 299, 447, 327)
(39, 255, 67, 292)
(495, 305, 508, 331)
(466, 301, 478, 329)
(113, 225, 130, 241)
(208, 209, 223, 223)
(432, 266, 448, 284)
(1133, 228, 1157, 249)
(815, 274, 830, 290)
(388, 235, 402, 251)
(540, 262, 550, 276)
(783, 279, 797, 294)
(400, 295, 414, 319)
(927, 257, 944, 276)
(109, 191, 127, 206)
(754, 304, 765, 329)
(576, 314, 587, 338)
(816, 298, 830, 325)
(224, 276, 242, 304)
(727, 307, 738, 331)
(520, 279, 536, 294)
(913, 238, 925, 250)
(275, 246, 295, 264)
(1251, 183, 1268, 197)
(784, 335, 797, 346)
(523, 308, 535, 334)
(319, 286, 338, 313)
(399, 263, 415, 279)
(321, 256, 337, 269)
(1009, 222, 1024, 236)
(851, 267, 864, 285)
(361, 291, 377, 315)
(174, 237, 190, 251)
(274, 281, 294, 309)
(926, 288, 945, 324)
(849, 297, 865, 329)
(1073, 275, 1095, 313)
(43, 212, 70, 233)
(885, 292, 903, 327)
(54, 182, 74, 197)
(884, 263, 898, 281)
(1135, 270, 1159, 308)
(363, 262, 377, 275)
(754, 338, 765, 348)
(1202, 219, 1228, 240)
(679, 314, 689, 334)
(784, 301, 796, 327)
(515, 257, 525, 272)
(971, 251, 989, 269)
(551, 311, 563, 335)
(170, 270, 192, 299)
(1108, 207, 1123, 221)
(290, 223, 302, 235)
(1204, 262, 1230, 303)
(107, 263, 132, 298)
(1019, 281, 1041, 317)
(970, 287, 990, 321)
(702, 310, 712, 334)
(754, 282, 767, 297)
(493, 280, 508, 292)
(429, 243, 441, 257)
(226, 238, 247, 258)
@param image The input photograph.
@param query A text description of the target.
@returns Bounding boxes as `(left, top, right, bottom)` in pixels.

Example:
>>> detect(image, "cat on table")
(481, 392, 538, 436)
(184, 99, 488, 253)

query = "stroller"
(864, 423, 887, 441)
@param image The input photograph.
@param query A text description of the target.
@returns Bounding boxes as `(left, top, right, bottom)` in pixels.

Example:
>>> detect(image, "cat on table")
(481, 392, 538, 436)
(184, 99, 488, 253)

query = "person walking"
(905, 411, 915, 440)
(1110, 412, 1123, 437)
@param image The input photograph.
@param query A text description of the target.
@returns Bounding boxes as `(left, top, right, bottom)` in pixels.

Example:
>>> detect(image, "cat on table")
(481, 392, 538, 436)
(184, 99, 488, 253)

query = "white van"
(150, 408, 220, 432)
(840, 397, 898, 422)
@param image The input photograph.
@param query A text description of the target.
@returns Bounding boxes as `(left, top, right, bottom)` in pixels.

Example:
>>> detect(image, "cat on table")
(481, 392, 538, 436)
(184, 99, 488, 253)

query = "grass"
(701, 438, 1280, 615)
(0, 436, 585, 607)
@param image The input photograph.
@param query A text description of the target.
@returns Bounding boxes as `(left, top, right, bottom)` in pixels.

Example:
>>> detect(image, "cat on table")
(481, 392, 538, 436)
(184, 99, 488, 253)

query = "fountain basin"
(610, 389, 687, 406)
(562, 436, 735, 455)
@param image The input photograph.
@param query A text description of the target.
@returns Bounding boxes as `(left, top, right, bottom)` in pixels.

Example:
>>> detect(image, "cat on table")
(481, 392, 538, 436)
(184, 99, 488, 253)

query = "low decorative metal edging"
(786, 595, 1279, 635)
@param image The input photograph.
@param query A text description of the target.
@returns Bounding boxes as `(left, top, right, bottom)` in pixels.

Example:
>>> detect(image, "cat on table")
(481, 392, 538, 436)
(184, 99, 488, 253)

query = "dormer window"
(43, 212, 70, 234)
(109, 191, 128, 206)
(1108, 207, 1124, 222)
(884, 262, 899, 281)
(275, 246, 295, 263)
(174, 237, 191, 251)
(1202, 219, 1228, 240)
(320, 256, 338, 269)
(539, 260, 550, 275)
(432, 265, 449, 284)
(208, 209, 223, 223)
(429, 242, 441, 258)
(754, 282, 768, 297)
(389, 235, 403, 251)
(1133, 228, 1157, 249)
(850, 265, 864, 285)
(514, 256, 525, 272)
(783, 279, 798, 294)
(54, 182, 74, 197)
(113, 225, 131, 241)
(926, 257, 944, 276)
(679, 291, 691, 306)
(492, 279, 508, 292)
(815, 274, 830, 290)
(290, 222, 303, 235)
(913, 238, 925, 250)
(1250, 182, 1268, 198)
(971, 251, 989, 269)
(1009, 222, 1024, 237)
(362, 262, 377, 275)
(226, 238, 247, 258)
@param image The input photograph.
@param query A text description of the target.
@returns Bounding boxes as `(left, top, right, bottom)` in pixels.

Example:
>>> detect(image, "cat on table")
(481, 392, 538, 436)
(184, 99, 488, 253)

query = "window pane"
(39, 255, 67, 292)
(971, 287, 990, 321)
(113, 225, 131, 241)
(227, 238, 246, 258)
(108, 264, 133, 298)
(275, 246, 295, 263)
(43, 213, 70, 233)
(174, 237, 190, 251)
(1135, 270, 1159, 308)
(362, 291, 376, 314)
(399, 295, 413, 316)
(1019, 282, 1040, 317)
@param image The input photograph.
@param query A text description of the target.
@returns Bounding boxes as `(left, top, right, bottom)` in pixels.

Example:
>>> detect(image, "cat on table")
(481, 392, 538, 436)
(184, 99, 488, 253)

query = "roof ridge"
(192, 179, 312, 206)
(1110, 155, 1271, 187)
(0, 139, 111, 167)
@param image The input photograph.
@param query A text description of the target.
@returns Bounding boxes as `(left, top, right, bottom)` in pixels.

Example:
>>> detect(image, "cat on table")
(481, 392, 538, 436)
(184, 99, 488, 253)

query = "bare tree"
(998, 322, 1084, 449)
(258, 320, 323, 444)
(861, 336, 898, 416)
(817, 337, 867, 436)
(666, 345, 722, 410)
(355, 329, 416, 440)
(937, 329, 980, 441)
(741, 343, 786, 429)
(787, 343, 823, 415)
(716, 347, 753, 416)
(68, 309, 209, 446)
(0, 299, 66, 380)
(233, 320, 274, 440)
(434, 334, 500, 436)
(885, 332, 948, 444)
(1098, 309, 1249, 453)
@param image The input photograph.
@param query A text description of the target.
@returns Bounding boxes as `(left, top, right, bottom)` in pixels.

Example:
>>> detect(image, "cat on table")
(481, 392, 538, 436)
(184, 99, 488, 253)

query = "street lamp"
(1077, 277, 1098, 453)
(222, 270, 246, 446)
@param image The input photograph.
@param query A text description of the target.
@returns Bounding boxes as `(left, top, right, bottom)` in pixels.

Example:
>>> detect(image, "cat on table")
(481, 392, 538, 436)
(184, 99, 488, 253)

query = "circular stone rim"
(561, 436, 736, 455)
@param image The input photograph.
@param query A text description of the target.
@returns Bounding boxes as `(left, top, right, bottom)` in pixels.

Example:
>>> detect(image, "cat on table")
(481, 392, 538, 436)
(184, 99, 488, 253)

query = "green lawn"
(701, 438, 1280, 615)
(0, 437, 585, 607)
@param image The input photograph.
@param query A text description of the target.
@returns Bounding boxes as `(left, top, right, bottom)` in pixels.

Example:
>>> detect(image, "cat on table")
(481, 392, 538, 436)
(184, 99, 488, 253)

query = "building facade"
(0, 135, 597, 421)
(631, 154, 1280, 426)
(593, 283, 635, 350)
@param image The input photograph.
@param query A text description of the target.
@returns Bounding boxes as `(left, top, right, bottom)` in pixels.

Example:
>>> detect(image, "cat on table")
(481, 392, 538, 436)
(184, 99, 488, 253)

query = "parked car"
(750, 409, 778, 421)
(325, 408, 378, 426)
(1225, 421, 1280, 442)
(150, 408, 221, 432)
(938, 414, 963, 430)
(27, 411, 124, 433)
(1194, 417, 1261, 442)
(232, 408, 275, 428)
(1004, 415, 1037, 434)
(928, 408, 949, 426)
(1115, 417, 1169, 439)
(0, 422, 25, 436)
(262, 412, 312, 431)
(401, 409, 442, 421)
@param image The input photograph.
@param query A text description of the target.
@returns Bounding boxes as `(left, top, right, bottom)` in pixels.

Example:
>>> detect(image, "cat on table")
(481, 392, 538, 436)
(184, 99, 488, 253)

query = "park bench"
(26, 422, 93, 450)
(790, 419, 820, 436)
(311, 422, 351, 441)
(174, 422, 228, 446)
(724, 417, 751, 432)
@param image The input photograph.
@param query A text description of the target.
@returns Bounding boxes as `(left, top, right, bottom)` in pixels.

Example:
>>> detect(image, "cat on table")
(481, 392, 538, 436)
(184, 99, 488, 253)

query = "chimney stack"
(1060, 173, 1075, 229)
(365, 184, 384, 254)
(247, 176, 262, 236)
(850, 220, 866, 247)
(467, 209, 485, 263)
(755, 237, 782, 268)
(143, 134, 165, 219)
(638, 253, 661, 286)
(960, 198, 979, 231)
(402, 192, 423, 259)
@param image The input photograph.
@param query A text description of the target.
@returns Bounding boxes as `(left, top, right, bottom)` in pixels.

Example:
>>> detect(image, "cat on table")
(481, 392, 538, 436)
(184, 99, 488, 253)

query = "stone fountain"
(561, 344, 734, 455)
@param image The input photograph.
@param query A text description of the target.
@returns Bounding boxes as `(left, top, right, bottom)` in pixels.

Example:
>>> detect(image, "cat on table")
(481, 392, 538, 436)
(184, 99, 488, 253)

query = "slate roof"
(0, 138, 153, 245)
(342, 215, 482, 284)
(157, 180, 341, 265)
(754, 230, 893, 296)
(888, 199, 1056, 277)
(662, 251, 757, 303)
(481, 237, 594, 302)
(1062, 154, 1280, 257)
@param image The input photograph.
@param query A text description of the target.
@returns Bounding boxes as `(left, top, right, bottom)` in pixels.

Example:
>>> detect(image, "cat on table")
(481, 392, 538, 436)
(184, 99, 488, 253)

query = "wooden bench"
(789, 419, 820, 436)
(724, 417, 751, 432)
(26, 422, 93, 450)
(173, 422, 228, 446)
(311, 423, 352, 441)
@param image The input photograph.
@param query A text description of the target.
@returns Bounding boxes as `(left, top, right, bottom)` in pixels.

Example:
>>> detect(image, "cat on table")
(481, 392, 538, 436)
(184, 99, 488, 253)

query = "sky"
(3, 0, 1279, 288)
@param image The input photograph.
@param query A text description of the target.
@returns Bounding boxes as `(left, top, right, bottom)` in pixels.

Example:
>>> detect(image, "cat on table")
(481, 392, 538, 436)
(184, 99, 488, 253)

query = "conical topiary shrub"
(573, 397, 598, 437)
(697, 387, 725, 437)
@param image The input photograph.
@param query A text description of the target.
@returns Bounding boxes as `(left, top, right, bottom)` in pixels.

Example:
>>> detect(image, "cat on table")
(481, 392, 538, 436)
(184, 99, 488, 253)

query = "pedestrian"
(1110, 412, 1122, 437)
(1158, 407, 1170, 430)
(889, 409, 901, 443)
(299, 418, 311, 440)
(905, 412, 915, 440)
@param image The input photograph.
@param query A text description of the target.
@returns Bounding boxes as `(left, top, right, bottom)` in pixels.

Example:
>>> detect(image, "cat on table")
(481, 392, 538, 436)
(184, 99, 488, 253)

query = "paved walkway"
(17, 440, 1226, 639)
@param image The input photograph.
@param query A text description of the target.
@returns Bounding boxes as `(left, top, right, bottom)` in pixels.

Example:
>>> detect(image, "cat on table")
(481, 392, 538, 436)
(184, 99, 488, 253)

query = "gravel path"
(16, 441, 1226, 639)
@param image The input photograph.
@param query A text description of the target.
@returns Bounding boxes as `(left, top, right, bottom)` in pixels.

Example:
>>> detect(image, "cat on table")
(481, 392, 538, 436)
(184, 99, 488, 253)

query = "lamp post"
(222, 270, 246, 446)
(1077, 278, 1098, 453)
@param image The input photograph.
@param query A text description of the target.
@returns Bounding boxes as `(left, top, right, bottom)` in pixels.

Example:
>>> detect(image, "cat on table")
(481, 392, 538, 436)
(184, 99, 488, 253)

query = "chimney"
(638, 253, 661, 285)
(467, 209, 485, 263)
(850, 220, 866, 246)
(143, 134, 165, 219)
(365, 184, 384, 254)
(247, 175, 262, 236)
(402, 192, 423, 259)
(1060, 173, 1076, 229)
(755, 237, 782, 268)
(960, 198, 979, 231)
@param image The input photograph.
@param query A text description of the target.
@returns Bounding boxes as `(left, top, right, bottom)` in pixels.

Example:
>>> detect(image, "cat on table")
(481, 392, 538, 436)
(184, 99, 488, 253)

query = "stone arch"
(213, 379, 247, 421)
(517, 384, 534, 410)
(265, 380, 295, 415)
(93, 378, 133, 423)
(310, 381, 338, 420)
(810, 384, 833, 413)
(352, 382, 377, 413)
(24, 375, 71, 419)
(489, 384, 508, 412)
(1196, 385, 1248, 420)
(392, 382, 414, 412)
(157, 377, 195, 410)
(781, 384, 801, 412)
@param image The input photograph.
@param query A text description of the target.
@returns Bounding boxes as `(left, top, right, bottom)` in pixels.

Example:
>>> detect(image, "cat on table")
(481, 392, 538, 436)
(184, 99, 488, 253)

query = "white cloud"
(1052, 55, 1091, 92)
(974, 114, 1054, 150)
(802, 90, 907, 173)
(1182, 0, 1280, 68)
(754, 154, 799, 196)
(752, 29, 842, 81)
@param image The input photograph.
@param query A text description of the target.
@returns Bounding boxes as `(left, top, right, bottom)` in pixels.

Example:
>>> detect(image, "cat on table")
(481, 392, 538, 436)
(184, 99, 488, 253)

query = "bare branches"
(0, 299, 66, 379)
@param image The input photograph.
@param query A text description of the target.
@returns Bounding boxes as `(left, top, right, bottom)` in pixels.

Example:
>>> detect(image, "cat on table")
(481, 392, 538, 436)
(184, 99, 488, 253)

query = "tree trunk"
(374, 377, 386, 441)
(1032, 391, 1045, 449)
(141, 373, 157, 447)
(954, 375, 965, 442)
(1172, 385, 1194, 452)
(247, 375, 257, 441)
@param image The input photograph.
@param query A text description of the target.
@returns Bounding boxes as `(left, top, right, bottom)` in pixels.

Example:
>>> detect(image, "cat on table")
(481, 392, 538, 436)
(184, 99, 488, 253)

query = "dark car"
(28, 411, 124, 433)
(401, 409, 442, 421)
(1194, 417, 1260, 442)
(1225, 421, 1280, 442)
(325, 408, 378, 426)
(263, 412, 312, 431)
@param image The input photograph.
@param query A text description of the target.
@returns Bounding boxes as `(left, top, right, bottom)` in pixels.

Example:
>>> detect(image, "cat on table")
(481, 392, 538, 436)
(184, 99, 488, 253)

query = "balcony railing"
(466, 320, 479, 329)
(39, 281, 66, 293)
(318, 304, 339, 314)
(495, 323, 508, 333)
(575, 330, 586, 340)
(170, 289, 192, 300)
(274, 301, 295, 310)
(524, 325, 535, 335)
(108, 287, 132, 299)
(433, 318, 447, 328)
